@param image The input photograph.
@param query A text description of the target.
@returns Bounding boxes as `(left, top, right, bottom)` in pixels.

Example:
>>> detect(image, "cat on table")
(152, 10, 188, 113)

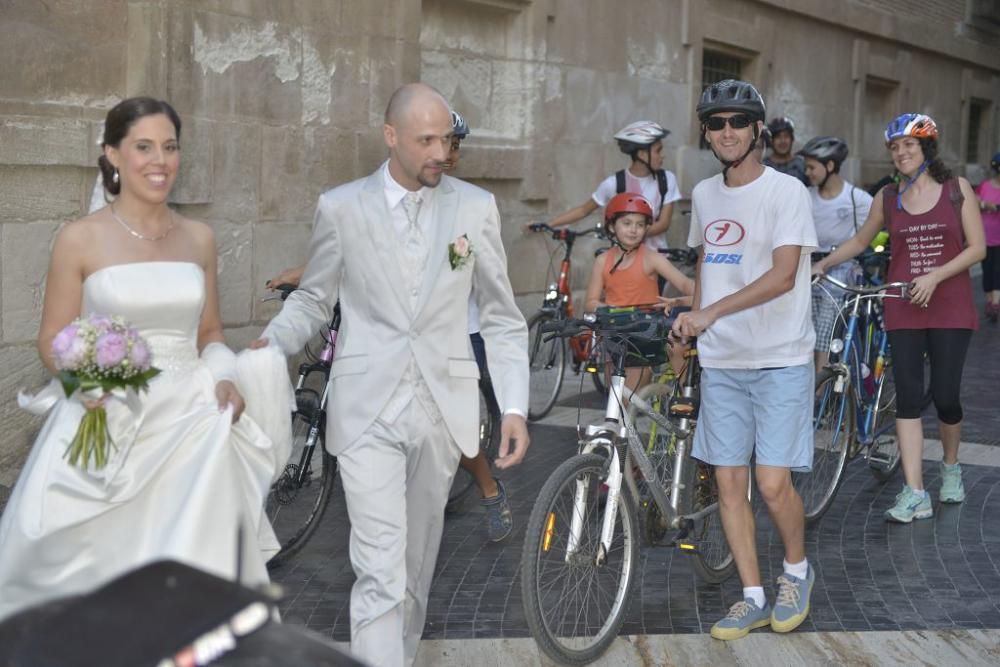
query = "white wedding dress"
(0, 261, 292, 621)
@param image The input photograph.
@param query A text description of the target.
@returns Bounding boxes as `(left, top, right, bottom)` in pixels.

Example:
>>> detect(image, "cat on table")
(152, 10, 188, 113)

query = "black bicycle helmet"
(696, 79, 765, 122)
(798, 136, 849, 168)
(451, 110, 469, 140)
(767, 116, 795, 137)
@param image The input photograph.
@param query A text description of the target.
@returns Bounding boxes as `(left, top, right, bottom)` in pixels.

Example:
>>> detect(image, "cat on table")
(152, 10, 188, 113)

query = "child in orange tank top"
(585, 193, 694, 393)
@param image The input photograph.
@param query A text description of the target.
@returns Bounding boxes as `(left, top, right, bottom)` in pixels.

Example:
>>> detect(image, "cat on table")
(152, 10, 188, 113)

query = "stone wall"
(1, 0, 999, 485)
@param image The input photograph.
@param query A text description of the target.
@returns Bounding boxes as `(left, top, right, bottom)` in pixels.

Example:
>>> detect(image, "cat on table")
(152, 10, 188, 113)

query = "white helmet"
(613, 121, 669, 154)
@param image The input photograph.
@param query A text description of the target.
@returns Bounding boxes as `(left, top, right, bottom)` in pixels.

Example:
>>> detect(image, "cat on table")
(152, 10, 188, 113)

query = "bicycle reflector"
(543, 512, 556, 552)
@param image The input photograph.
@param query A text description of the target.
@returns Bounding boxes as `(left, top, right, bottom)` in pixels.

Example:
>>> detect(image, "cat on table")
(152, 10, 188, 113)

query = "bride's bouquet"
(51, 314, 160, 470)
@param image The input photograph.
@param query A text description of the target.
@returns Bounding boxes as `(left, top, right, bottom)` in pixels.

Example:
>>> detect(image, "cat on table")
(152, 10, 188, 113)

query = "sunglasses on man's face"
(704, 114, 753, 131)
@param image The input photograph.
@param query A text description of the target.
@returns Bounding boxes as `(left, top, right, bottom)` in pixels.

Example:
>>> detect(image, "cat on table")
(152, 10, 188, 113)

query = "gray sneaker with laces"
(771, 565, 814, 633)
(710, 598, 771, 640)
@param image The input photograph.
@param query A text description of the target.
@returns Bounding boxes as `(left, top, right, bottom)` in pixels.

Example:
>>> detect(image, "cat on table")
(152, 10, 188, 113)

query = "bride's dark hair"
(98, 97, 182, 196)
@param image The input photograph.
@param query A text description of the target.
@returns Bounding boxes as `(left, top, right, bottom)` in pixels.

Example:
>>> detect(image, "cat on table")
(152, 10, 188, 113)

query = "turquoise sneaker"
(884, 485, 933, 523)
(771, 566, 814, 633)
(710, 598, 771, 640)
(939, 462, 966, 503)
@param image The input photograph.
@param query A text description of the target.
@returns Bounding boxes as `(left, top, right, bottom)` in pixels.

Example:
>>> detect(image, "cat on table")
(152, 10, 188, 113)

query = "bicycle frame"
(817, 275, 908, 449)
(566, 339, 695, 564)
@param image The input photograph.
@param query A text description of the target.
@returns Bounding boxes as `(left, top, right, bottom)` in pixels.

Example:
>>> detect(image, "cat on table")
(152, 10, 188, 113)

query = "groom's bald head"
(384, 83, 450, 128)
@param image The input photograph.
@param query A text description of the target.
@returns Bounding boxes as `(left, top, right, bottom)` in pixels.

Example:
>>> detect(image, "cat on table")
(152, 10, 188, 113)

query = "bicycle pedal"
(668, 397, 697, 418)
(669, 518, 694, 548)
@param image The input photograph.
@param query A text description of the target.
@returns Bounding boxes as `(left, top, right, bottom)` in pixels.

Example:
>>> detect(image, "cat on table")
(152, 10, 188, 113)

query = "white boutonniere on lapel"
(448, 234, 473, 270)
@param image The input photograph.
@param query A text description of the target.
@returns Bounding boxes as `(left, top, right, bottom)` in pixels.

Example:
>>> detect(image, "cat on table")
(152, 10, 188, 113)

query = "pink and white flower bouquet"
(51, 313, 160, 470)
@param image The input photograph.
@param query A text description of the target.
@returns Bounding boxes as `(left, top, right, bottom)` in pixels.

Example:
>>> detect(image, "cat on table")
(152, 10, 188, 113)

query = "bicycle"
(263, 284, 340, 567)
(794, 273, 910, 524)
(520, 307, 747, 665)
(525, 223, 608, 420)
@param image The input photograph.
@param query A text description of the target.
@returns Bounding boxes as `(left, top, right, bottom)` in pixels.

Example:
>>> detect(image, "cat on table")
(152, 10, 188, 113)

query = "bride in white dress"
(0, 98, 289, 621)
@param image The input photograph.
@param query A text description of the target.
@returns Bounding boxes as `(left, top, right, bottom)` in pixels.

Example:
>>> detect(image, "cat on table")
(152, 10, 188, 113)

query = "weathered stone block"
(0, 166, 84, 222)
(251, 221, 313, 321)
(189, 10, 304, 123)
(210, 220, 254, 324)
(0, 345, 47, 488)
(1, 221, 60, 344)
(0, 116, 92, 167)
(170, 116, 215, 205)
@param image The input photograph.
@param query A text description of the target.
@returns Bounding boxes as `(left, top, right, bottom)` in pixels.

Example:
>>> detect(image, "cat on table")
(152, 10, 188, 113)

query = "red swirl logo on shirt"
(704, 219, 746, 247)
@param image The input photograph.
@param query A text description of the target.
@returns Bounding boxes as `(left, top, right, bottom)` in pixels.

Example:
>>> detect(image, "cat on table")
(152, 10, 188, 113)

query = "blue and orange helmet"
(885, 113, 938, 144)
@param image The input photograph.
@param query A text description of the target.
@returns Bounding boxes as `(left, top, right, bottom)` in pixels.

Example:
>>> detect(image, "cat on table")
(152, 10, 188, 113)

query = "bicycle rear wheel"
(527, 311, 567, 420)
(795, 369, 854, 524)
(266, 389, 337, 568)
(869, 356, 901, 481)
(446, 378, 501, 513)
(521, 453, 638, 666)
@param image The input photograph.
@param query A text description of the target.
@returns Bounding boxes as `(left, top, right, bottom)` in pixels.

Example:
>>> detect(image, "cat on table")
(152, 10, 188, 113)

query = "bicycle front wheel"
(527, 311, 567, 420)
(795, 369, 854, 524)
(266, 389, 337, 568)
(521, 453, 639, 666)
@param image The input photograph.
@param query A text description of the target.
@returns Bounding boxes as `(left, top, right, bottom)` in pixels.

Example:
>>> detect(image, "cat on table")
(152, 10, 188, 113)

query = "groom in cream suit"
(256, 83, 529, 666)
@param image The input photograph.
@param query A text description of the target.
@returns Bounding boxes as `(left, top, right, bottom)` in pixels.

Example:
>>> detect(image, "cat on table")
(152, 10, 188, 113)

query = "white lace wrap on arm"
(235, 347, 295, 482)
(201, 341, 237, 384)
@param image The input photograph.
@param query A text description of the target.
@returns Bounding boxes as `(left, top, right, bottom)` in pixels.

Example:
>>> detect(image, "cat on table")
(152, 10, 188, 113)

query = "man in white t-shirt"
(547, 121, 681, 255)
(673, 79, 818, 641)
(799, 136, 874, 372)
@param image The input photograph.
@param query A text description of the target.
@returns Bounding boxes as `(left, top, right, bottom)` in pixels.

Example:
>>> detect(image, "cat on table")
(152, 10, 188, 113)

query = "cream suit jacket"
(263, 168, 529, 457)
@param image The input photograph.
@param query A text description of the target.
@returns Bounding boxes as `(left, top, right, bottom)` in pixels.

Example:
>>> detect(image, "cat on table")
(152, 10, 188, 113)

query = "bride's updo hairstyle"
(98, 97, 182, 196)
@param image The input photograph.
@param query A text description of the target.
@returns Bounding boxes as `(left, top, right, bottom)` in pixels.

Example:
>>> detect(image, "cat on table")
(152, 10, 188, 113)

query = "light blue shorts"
(691, 363, 814, 472)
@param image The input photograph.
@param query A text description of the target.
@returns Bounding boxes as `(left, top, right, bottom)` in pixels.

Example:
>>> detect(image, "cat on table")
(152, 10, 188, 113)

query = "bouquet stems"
(65, 406, 114, 470)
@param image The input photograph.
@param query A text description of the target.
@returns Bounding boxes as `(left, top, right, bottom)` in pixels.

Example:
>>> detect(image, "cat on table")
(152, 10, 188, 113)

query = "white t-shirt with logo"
(809, 180, 873, 252)
(688, 167, 818, 369)
(592, 169, 682, 250)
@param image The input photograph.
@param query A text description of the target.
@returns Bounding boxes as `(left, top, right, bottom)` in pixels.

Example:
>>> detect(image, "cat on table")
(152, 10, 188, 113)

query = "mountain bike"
(525, 223, 607, 420)
(520, 307, 747, 665)
(794, 274, 910, 524)
(263, 285, 340, 567)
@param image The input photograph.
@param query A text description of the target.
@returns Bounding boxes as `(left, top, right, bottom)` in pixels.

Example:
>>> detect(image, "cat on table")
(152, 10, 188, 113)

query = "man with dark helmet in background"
(764, 116, 809, 186)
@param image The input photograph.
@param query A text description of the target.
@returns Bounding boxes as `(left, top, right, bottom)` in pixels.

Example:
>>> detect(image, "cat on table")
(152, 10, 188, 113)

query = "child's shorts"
(691, 363, 814, 472)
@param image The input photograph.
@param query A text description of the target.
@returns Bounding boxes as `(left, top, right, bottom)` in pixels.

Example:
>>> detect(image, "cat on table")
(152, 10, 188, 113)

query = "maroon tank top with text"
(883, 179, 977, 331)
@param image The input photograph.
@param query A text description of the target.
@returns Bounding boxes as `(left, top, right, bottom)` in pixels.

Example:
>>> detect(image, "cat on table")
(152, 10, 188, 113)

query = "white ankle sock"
(783, 558, 808, 580)
(743, 586, 765, 608)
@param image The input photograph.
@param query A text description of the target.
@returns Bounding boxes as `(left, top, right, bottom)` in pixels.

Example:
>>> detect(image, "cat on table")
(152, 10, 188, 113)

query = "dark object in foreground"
(0, 560, 363, 667)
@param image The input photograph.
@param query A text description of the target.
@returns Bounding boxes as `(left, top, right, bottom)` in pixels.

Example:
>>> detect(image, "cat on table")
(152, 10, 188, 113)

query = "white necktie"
(401, 191, 427, 271)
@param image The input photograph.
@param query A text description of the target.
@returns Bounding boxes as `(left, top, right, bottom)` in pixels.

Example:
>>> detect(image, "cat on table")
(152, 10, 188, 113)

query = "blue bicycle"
(795, 274, 910, 524)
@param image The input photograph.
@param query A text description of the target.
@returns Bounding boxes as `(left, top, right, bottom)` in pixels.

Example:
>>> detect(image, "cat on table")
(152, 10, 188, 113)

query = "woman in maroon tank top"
(813, 113, 985, 523)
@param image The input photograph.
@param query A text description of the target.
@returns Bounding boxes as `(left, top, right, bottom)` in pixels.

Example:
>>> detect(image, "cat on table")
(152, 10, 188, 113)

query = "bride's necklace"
(110, 205, 175, 242)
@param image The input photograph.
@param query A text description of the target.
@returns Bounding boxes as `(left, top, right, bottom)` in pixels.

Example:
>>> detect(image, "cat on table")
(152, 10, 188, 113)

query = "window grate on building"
(967, 98, 988, 164)
(700, 50, 744, 149)
(702, 51, 743, 90)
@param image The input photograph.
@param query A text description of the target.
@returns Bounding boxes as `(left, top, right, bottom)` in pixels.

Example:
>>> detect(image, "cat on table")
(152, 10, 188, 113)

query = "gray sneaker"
(771, 566, 814, 633)
(939, 462, 966, 503)
(884, 485, 933, 523)
(482, 479, 513, 542)
(710, 598, 771, 640)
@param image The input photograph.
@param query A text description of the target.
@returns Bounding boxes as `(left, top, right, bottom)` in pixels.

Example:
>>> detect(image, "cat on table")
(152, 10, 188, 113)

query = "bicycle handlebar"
(528, 223, 605, 242)
(813, 273, 910, 298)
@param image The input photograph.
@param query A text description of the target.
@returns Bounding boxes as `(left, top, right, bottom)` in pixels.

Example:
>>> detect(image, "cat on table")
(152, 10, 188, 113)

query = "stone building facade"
(1, 0, 998, 485)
